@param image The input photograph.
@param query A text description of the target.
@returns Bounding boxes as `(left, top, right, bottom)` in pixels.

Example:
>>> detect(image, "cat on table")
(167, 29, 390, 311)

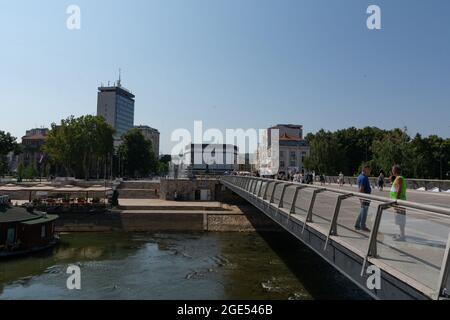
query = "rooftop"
(0, 206, 57, 224)
(270, 124, 303, 129)
(22, 134, 47, 141)
(279, 133, 302, 141)
(135, 125, 160, 133)
(98, 84, 135, 99)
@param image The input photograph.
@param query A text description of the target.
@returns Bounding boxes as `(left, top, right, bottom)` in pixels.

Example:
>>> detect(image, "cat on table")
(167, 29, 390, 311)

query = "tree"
(304, 127, 386, 176)
(23, 164, 38, 180)
(371, 128, 412, 177)
(43, 115, 115, 179)
(118, 129, 157, 178)
(304, 130, 345, 175)
(0, 131, 18, 176)
(158, 154, 171, 175)
(303, 126, 448, 179)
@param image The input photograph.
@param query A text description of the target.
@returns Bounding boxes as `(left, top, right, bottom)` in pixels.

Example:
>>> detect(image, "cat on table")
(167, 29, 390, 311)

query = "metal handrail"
(224, 176, 450, 217)
(326, 176, 450, 184)
(325, 175, 450, 192)
(221, 175, 450, 298)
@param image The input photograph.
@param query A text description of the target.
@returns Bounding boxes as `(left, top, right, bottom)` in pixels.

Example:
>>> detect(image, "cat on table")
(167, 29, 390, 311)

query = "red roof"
(279, 133, 301, 141)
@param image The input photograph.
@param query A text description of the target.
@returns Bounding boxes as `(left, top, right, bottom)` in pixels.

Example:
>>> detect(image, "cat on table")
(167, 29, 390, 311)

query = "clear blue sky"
(1, 0, 449, 154)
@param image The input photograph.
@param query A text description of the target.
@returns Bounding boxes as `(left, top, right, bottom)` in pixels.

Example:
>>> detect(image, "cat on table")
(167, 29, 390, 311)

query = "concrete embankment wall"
(55, 205, 280, 233)
(160, 179, 220, 201)
(118, 181, 160, 199)
(3, 190, 107, 201)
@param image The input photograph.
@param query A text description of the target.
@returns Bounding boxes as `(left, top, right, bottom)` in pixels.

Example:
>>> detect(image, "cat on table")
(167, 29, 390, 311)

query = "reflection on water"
(0, 232, 369, 300)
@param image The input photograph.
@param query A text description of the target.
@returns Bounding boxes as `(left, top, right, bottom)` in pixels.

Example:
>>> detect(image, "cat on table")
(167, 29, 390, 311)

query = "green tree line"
(42, 115, 163, 179)
(43, 115, 115, 179)
(0, 130, 19, 176)
(304, 127, 450, 179)
(2, 115, 169, 180)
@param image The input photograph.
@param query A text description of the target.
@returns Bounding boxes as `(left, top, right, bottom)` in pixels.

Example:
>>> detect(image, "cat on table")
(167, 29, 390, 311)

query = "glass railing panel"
(375, 206, 450, 292)
(291, 188, 314, 220)
(272, 183, 286, 204)
(281, 185, 297, 209)
(311, 191, 339, 231)
(335, 197, 386, 255)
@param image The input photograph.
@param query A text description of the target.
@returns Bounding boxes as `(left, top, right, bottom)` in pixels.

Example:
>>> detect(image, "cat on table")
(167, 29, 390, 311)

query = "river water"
(0, 232, 369, 300)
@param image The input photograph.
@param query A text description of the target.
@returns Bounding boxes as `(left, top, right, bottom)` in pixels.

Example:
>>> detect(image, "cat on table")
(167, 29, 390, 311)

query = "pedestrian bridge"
(220, 176, 450, 300)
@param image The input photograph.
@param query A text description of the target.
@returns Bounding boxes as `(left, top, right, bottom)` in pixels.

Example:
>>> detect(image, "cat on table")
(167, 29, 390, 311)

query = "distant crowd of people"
(275, 171, 327, 186)
(231, 163, 408, 242)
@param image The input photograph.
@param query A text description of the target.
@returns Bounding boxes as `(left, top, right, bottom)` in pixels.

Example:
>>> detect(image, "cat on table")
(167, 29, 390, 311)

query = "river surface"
(0, 232, 369, 300)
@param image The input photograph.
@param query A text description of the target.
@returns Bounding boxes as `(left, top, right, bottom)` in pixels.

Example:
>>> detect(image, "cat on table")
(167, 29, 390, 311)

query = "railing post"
(289, 186, 306, 217)
(245, 178, 251, 191)
(361, 201, 396, 276)
(302, 188, 326, 233)
(270, 182, 282, 204)
(252, 178, 259, 194)
(249, 178, 254, 194)
(245, 178, 250, 191)
(257, 180, 265, 197)
(263, 181, 272, 200)
(258, 180, 268, 198)
(306, 189, 326, 223)
(278, 184, 289, 208)
(436, 232, 450, 299)
(324, 193, 353, 249)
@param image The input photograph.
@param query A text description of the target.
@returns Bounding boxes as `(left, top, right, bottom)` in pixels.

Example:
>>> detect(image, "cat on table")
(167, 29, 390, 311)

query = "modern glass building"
(97, 81, 135, 144)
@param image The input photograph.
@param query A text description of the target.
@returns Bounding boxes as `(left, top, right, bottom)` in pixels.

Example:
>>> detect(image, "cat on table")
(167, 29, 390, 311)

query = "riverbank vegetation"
(0, 131, 19, 176)
(304, 127, 450, 179)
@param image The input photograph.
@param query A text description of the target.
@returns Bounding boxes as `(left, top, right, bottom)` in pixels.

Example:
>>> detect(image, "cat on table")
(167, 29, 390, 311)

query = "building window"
(6, 227, 15, 244)
(41, 225, 46, 238)
(280, 160, 285, 168)
(290, 151, 296, 160)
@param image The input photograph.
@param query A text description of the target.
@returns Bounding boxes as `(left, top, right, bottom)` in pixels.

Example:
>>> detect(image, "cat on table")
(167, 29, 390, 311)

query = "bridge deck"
(221, 176, 450, 300)
(323, 182, 450, 208)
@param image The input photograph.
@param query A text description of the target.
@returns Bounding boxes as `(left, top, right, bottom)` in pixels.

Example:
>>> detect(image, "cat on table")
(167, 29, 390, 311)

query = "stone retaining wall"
(160, 179, 220, 201)
(54, 206, 279, 233)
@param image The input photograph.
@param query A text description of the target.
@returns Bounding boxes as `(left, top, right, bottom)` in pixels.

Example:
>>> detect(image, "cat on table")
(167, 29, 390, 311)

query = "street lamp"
(439, 144, 444, 180)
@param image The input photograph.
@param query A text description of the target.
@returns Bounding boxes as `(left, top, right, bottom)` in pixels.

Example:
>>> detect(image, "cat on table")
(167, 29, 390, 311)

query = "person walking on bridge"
(355, 164, 372, 232)
(338, 172, 344, 187)
(390, 165, 407, 241)
(377, 171, 385, 191)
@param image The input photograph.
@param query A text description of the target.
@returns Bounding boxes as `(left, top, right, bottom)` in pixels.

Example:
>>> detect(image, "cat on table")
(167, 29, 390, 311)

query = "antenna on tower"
(118, 68, 122, 87)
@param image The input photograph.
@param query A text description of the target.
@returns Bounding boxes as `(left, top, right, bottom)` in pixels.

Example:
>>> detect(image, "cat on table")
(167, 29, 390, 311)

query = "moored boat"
(0, 196, 59, 258)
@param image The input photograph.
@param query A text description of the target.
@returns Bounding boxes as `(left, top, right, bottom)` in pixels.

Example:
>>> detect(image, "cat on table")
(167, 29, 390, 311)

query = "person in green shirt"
(390, 165, 407, 241)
